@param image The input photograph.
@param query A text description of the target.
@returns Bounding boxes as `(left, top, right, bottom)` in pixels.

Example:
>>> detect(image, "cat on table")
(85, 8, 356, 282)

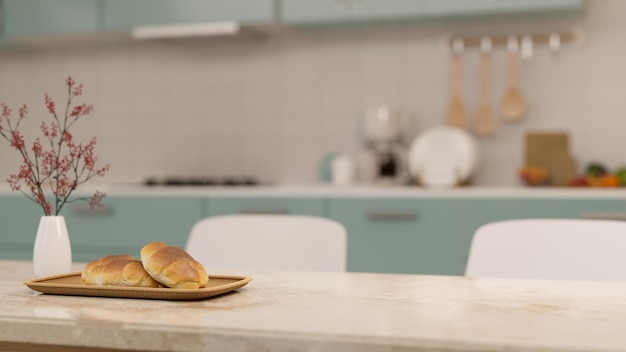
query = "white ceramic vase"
(33, 216, 72, 276)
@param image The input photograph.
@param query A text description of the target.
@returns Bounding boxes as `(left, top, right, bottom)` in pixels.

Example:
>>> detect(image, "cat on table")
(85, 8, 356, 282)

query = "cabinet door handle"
(240, 208, 288, 215)
(367, 211, 417, 220)
(71, 205, 113, 216)
(579, 212, 626, 221)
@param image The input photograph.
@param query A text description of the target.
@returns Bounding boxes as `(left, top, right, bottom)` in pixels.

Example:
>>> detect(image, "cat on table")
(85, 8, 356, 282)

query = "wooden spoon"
(474, 38, 496, 136)
(446, 39, 468, 129)
(500, 36, 526, 121)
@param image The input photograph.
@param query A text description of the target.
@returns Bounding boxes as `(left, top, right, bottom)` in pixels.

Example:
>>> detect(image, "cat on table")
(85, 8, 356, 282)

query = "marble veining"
(2, 260, 626, 351)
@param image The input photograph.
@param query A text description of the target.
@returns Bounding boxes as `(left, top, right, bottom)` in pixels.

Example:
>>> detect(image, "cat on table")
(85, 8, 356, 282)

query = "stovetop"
(143, 176, 259, 187)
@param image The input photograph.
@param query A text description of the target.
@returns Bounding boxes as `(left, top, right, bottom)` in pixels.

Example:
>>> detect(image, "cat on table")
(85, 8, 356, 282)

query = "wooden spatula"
(500, 36, 526, 121)
(446, 39, 468, 129)
(474, 37, 496, 136)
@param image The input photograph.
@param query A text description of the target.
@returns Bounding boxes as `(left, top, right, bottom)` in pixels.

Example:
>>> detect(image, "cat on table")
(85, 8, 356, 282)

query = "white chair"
(465, 218, 626, 282)
(185, 214, 347, 272)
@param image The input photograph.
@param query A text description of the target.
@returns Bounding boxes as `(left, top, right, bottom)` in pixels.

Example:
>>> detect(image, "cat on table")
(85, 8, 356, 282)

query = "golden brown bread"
(83, 259, 161, 287)
(140, 241, 208, 289)
(81, 254, 136, 280)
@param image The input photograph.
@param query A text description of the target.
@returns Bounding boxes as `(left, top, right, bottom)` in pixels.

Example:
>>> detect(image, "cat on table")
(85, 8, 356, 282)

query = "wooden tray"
(24, 272, 252, 301)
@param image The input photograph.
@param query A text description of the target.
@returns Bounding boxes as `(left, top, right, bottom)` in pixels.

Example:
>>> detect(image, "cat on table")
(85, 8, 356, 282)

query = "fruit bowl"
(518, 166, 549, 186)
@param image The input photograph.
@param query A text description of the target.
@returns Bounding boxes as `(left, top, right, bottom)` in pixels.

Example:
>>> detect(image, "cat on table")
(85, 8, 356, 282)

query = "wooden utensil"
(473, 37, 496, 136)
(500, 36, 526, 122)
(446, 39, 468, 129)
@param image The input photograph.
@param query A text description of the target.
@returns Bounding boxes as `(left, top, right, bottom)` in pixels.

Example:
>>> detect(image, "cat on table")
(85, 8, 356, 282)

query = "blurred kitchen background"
(0, 0, 618, 187)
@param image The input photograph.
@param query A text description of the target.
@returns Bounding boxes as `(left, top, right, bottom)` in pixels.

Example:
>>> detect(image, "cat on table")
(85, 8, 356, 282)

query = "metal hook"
(549, 32, 561, 53)
(452, 37, 464, 56)
(521, 34, 533, 62)
(480, 36, 492, 54)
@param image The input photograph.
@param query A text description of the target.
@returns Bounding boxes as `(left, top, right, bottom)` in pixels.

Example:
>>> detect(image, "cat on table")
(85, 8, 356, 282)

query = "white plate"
(408, 126, 478, 188)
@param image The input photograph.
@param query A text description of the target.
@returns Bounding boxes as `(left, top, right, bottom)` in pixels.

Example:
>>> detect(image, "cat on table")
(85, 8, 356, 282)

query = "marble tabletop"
(2, 260, 626, 352)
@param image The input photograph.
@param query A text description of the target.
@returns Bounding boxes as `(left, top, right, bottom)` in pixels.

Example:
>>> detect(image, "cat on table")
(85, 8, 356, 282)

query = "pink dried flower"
(19, 105, 27, 119)
(10, 131, 25, 149)
(1, 103, 11, 117)
(0, 76, 109, 216)
(44, 94, 56, 115)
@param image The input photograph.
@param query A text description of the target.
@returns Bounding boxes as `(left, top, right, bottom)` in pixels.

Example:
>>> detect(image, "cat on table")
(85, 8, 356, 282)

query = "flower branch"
(0, 76, 109, 216)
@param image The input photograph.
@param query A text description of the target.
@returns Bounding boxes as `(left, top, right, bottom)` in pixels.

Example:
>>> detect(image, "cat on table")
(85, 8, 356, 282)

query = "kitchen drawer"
(461, 197, 626, 271)
(329, 198, 462, 275)
(207, 197, 326, 217)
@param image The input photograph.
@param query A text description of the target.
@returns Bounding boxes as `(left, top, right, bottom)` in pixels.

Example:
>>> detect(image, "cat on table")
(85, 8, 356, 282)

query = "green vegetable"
(616, 168, 626, 186)
(586, 163, 607, 177)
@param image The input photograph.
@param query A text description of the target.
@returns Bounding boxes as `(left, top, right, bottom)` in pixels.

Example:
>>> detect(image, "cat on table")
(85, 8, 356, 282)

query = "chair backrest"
(185, 214, 347, 272)
(465, 218, 626, 281)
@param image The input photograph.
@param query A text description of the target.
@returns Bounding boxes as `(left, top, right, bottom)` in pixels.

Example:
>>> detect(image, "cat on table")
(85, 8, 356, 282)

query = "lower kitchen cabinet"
(0, 195, 43, 260)
(0, 194, 206, 262)
(461, 197, 626, 272)
(329, 198, 463, 275)
(64, 195, 206, 262)
(207, 197, 326, 217)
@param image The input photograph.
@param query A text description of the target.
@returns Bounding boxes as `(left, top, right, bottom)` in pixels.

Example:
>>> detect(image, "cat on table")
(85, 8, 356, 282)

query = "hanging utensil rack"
(443, 28, 584, 54)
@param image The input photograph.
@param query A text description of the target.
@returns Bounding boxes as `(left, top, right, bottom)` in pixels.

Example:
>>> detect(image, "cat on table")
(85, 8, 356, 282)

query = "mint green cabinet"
(281, 0, 583, 25)
(0, 195, 42, 259)
(1, 0, 100, 37)
(0, 194, 205, 262)
(281, 0, 420, 25)
(207, 197, 326, 217)
(63, 195, 205, 262)
(420, 0, 583, 17)
(460, 197, 626, 271)
(499, 0, 584, 12)
(329, 198, 462, 275)
(103, 0, 275, 30)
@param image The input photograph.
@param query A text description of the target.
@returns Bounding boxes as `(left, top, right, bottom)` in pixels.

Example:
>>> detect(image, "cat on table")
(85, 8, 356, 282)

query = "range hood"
(131, 21, 263, 40)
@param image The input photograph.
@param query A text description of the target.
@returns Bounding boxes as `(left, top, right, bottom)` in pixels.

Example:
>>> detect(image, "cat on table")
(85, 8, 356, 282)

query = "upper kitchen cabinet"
(420, 0, 584, 18)
(281, 0, 421, 25)
(281, 0, 584, 26)
(103, 0, 275, 31)
(0, 0, 100, 37)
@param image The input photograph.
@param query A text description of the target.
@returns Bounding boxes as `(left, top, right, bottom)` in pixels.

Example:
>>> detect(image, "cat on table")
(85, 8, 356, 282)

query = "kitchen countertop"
(3, 260, 626, 352)
(3, 184, 626, 198)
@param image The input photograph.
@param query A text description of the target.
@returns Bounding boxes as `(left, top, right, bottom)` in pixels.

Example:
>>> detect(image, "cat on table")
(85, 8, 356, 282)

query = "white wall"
(0, 1, 623, 186)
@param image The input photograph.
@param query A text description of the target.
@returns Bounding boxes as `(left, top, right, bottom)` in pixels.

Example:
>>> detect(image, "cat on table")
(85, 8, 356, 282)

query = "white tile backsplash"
(1, 1, 625, 186)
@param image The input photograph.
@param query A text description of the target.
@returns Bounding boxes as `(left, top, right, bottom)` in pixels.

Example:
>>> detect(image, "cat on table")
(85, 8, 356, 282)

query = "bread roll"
(140, 241, 208, 289)
(84, 259, 161, 287)
(81, 254, 135, 280)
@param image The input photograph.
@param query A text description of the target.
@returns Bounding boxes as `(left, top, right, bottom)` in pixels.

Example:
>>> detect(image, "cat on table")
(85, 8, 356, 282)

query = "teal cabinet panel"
(281, 0, 349, 24)
(282, 0, 583, 25)
(0, 195, 43, 260)
(62, 195, 205, 262)
(103, 0, 275, 30)
(420, 0, 501, 16)
(421, 0, 583, 16)
(460, 198, 626, 272)
(329, 198, 462, 275)
(207, 197, 325, 217)
(499, 0, 584, 12)
(281, 0, 420, 25)
(1, 0, 99, 37)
